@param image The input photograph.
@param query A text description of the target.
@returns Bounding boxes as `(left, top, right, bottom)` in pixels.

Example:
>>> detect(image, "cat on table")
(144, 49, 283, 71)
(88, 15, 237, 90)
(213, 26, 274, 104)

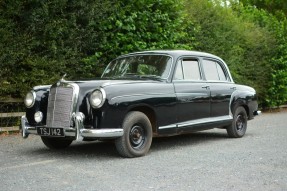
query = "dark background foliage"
(0, 0, 286, 108)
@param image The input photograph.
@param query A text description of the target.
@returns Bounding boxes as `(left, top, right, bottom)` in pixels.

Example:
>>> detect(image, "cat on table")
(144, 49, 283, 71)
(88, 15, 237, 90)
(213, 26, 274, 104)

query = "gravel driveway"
(0, 111, 286, 191)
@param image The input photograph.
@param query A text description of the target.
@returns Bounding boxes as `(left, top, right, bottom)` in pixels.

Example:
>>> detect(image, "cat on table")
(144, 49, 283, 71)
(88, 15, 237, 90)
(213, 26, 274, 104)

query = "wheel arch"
(230, 95, 251, 119)
(129, 106, 157, 134)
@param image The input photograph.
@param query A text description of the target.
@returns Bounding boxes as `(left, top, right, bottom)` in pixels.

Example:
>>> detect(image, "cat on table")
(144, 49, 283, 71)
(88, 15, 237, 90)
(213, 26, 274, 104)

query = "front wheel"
(41, 137, 73, 149)
(227, 106, 248, 138)
(115, 111, 152, 158)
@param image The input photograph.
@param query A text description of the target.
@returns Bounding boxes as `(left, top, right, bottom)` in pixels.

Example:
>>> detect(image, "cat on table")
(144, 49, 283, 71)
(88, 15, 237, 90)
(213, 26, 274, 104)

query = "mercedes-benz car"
(21, 50, 260, 158)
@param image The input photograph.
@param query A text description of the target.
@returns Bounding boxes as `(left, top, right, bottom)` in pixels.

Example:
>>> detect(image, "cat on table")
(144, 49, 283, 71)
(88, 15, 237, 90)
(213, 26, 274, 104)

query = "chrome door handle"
(202, 86, 210, 89)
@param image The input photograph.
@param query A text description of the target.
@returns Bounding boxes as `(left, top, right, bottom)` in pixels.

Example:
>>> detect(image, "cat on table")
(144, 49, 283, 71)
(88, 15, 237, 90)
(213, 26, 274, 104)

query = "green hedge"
(0, 0, 286, 108)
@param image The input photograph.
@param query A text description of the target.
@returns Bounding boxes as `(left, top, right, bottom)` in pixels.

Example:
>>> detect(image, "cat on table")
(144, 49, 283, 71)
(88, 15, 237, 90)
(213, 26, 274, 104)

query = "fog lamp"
(34, 111, 43, 123)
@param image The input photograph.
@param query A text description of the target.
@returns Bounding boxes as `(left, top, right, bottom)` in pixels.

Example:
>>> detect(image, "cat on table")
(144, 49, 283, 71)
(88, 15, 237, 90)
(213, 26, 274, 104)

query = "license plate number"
(37, 127, 64, 137)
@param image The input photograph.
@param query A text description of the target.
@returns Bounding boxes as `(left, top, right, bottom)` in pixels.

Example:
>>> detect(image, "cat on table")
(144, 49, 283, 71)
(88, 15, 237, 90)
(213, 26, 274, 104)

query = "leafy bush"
(184, 0, 287, 107)
(0, 0, 194, 98)
(0, 0, 286, 108)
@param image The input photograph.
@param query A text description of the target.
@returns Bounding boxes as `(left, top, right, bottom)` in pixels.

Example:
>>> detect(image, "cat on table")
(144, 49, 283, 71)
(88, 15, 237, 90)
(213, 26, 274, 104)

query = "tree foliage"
(0, 0, 194, 98)
(0, 0, 286, 108)
(0, 0, 117, 97)
(231, 2, 287, 107)
(83, 0, 196, 77)
(240, 0, 287, 18)
(185, 0, 276, 105)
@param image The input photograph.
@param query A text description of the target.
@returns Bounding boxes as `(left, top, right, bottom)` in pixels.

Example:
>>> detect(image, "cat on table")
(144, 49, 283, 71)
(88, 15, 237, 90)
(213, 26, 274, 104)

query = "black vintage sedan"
(21, 50, 260, 157)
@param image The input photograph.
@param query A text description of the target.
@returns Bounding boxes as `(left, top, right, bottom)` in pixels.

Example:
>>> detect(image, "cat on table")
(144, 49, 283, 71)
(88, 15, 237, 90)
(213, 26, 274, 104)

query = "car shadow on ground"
(151, 131, 229, 150)
(23, 130, 230, 159)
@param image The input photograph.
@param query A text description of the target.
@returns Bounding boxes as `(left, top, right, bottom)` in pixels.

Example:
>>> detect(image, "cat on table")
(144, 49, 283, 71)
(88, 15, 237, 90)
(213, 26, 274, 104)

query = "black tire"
(41, 137, 73, 149)
(115, 111, 152, 158)
(227, 106, 248, 138)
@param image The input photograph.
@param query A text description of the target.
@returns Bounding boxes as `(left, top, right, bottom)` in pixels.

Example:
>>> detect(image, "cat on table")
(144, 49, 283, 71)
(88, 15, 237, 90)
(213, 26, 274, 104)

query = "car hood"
(74, 79, 157, 86)
(33, 78, 164, 99)
(72, 79, 162, 91)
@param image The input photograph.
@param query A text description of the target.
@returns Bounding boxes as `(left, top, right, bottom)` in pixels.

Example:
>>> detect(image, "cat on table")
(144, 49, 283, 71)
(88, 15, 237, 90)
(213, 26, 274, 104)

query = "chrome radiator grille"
(46, 86, 74, 128)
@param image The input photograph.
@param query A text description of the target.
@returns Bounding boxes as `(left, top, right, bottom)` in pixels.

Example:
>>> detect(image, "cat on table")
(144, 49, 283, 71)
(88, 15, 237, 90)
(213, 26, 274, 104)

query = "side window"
(182, 60, 201, 80)
(202, 60, 218, 80)
(217, 63, 228, 81)
(202, 60, 228, 81)
(174, 61, 184, 80)
(173, 59, 201, 80)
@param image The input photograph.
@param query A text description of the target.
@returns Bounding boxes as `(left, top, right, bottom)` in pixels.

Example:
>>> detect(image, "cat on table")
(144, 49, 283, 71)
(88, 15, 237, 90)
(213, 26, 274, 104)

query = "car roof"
(118, 50, 223, 61)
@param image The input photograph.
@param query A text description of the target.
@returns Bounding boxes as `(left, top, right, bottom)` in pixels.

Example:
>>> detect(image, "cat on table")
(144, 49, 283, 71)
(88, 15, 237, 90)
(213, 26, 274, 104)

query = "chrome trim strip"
(158, 124, 177, 130)
(158, 115, 233, 130)
(177, 115, 232, 128)
(110, 92, 173, 102)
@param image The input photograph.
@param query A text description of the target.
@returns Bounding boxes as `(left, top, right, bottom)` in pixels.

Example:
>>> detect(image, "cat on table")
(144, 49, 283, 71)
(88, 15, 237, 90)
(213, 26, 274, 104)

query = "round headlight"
(34, 111, 43, 123)
(89, 89, 106, 108)
(24, 91, 36, 108)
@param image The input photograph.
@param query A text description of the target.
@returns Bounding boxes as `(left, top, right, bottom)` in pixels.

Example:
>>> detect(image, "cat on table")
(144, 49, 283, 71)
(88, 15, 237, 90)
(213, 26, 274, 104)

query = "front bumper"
(20, 112, 123, 140)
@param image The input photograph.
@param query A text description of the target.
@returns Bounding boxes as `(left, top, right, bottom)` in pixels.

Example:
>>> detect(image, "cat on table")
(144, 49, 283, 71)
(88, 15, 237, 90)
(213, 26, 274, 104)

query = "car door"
(201, 59, 236, 118)
(173, 58, 211, 131)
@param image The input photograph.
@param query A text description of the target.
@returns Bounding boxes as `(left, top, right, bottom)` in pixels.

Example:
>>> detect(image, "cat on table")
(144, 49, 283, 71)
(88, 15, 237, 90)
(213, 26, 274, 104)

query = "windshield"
(101, 54, 172, 79)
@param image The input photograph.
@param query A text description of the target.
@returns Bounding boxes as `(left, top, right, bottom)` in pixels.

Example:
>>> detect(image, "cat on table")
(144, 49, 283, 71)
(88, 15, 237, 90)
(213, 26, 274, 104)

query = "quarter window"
(202, 60, 228, 81)
(174, 61, 184, 80)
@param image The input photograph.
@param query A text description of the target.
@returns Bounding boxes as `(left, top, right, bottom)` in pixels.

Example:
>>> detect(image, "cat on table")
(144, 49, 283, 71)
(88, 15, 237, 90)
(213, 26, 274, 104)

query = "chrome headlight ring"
(89, 88, 106, 109)
(24, 91, 36, 108)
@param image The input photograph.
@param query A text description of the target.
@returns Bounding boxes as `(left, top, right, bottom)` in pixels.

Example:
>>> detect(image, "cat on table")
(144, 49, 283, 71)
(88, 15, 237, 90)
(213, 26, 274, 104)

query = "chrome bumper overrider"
(20, 112, 123, 140)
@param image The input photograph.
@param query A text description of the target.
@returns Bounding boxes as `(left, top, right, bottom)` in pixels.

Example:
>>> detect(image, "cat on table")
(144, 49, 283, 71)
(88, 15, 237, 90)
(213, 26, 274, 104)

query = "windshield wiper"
(108, 74, 163, 81)
(138, 75, 163, 81)
(123, 73, 140, 77)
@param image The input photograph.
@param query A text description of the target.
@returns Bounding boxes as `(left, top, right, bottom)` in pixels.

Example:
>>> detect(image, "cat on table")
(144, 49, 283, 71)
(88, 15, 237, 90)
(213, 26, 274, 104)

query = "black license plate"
(37, 127, 64, 137)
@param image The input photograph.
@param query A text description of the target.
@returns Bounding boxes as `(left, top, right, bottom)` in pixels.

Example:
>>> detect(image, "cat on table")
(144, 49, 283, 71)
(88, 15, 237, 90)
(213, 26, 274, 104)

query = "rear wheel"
(227, 106, 248, 138)
(115, 111, 152, 158)
(41, 137, 73, 149)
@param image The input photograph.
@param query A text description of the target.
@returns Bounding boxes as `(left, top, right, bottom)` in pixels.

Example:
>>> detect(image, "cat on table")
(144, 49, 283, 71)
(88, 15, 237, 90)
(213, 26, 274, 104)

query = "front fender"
(26, 86, 51, 125)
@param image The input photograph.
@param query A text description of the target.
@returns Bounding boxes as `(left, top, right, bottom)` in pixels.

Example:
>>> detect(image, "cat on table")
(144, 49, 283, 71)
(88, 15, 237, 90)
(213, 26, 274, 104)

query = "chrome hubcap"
(236, 114, 245, 131)
(130, 125, 145, 149)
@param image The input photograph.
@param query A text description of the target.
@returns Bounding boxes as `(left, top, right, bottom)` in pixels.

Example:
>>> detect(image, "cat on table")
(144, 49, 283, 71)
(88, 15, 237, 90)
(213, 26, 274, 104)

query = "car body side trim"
(158, 124, 177, 130)
(177, 115, 232, 128)
(158, 115, 233, 130)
